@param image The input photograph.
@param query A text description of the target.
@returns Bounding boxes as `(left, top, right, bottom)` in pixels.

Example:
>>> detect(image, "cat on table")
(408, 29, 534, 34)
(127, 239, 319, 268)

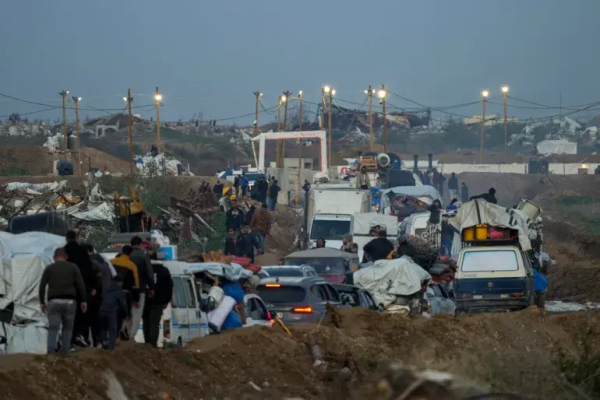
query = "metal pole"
(328, 91, 333, 168)
(59, 90, 68, 150)
(368, 85, 373, 151)
(297, 91, 304, 201)
(253, 91, 260, 137)
(321, 88, 326, 130)
(503, 91, 508, 164)
(276, 96, 282, 167)
(480, 96, 486, 164)
(381, 84, 387, 152)
(73, 97, 81, 177)
(282, 90, 291, 167)
(127, 89, 134, 175)
(155, 87, 161, 154)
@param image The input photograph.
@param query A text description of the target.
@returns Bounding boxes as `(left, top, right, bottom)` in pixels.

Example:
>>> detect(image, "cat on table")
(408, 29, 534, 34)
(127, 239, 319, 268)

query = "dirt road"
(1, 309, 599, 399)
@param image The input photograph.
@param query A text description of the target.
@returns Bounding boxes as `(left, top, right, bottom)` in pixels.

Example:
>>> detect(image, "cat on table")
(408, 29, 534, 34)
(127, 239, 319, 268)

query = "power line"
(0, 92, 156, 113)
(0, 106, 62, 118)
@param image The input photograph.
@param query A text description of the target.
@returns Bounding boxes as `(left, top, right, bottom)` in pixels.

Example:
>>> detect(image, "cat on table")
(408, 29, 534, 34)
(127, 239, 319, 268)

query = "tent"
(0, 232, 65, 354)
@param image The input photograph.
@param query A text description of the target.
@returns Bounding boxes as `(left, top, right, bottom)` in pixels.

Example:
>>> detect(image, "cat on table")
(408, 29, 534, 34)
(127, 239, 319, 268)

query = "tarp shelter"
(0, 232, 65, 354)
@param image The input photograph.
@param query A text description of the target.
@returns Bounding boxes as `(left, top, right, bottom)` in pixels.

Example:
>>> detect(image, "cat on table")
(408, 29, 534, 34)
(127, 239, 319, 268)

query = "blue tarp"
(218, 168, 233, 179)
(534, 270, 548, 292)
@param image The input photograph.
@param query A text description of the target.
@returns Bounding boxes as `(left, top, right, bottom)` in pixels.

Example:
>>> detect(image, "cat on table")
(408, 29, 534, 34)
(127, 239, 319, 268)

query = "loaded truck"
(307, 183, 371, 249)
(450, 198, 545, 313)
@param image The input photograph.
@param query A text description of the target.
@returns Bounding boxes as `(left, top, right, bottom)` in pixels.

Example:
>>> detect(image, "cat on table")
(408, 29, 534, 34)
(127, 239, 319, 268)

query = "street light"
(327, 86, 335, 168)
(377, 89, 387, 98)
(155, 87, 163, 154)
(71, 96, 82, 175)
(154, 93, 163, 102)
(323, 86, 331, 94)
(502, 85, 509, 163)
(479, 90, 489, 163)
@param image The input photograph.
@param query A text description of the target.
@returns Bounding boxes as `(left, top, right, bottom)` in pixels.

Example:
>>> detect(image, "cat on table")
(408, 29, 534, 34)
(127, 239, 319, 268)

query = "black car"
(257, 276, 350, 325)
(332, 284, 380, 311)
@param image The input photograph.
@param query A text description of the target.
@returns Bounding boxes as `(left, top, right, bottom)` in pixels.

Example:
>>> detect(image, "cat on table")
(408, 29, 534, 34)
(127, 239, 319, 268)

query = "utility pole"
(366, 85, 374, 151)
(276, 95, 283, 167)
(282, 90, 291, 167)
(124, 89, 134, 175)
(298, 91, 303, 173)
(480, 90, 489, 164)
(502, 85, 509, 164)
(154, 87, 162, 154)
(253, 91, 261, 137)
(59, 90, 68, 150)
(379, 84, 387, 152)
(320, 87, 326, 130)
(72, 96, 82, 176)
(325, 86, 335, 168)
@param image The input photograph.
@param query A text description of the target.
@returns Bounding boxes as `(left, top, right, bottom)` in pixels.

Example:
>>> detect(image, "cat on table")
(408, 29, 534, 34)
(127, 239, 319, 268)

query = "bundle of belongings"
(353, 256, 431, 315)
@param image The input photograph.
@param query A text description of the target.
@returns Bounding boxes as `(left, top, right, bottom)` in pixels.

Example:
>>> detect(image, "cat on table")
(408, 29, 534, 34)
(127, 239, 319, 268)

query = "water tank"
(67, 135, 78, 151)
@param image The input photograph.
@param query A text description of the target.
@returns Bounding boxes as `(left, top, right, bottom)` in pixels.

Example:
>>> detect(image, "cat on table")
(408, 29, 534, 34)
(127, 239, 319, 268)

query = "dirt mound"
(262, 207, 303, 258)
(0, 145, 131, 176)
(1, 310, 600, 399)
(458, 172, 600, 207)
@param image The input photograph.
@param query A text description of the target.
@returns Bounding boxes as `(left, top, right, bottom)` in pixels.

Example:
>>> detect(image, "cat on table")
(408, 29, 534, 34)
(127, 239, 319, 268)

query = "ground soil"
(0, 309, 599, 399)
(0, 145, 131, 176)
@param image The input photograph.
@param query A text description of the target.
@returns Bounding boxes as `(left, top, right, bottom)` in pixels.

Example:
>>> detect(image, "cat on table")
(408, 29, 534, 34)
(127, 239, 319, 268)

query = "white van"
(135, 261, 209, 347)
(399, 212, 430, 240)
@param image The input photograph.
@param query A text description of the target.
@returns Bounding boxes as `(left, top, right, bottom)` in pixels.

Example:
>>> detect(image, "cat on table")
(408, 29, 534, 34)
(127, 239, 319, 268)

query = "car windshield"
(461, 250, 519, 272)
(257, 286, 306, 304)
(286, 257, 346, 276)
(262, 268, 304, 277)
(245, 174, 265, 182)
(310, 219, 351, 240)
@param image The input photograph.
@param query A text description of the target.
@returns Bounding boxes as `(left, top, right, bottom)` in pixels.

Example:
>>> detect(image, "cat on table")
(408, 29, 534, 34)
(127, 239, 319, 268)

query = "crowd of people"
(39, 231, 173, 355)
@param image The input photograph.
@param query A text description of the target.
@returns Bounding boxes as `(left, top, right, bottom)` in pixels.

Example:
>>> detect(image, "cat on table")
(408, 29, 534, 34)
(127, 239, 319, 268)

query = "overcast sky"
(1, 0, 599, 124)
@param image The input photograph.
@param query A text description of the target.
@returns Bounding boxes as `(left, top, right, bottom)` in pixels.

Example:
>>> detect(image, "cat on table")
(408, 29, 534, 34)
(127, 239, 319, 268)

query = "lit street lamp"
(501, 85, 509, 163)
(378, 85, 387, 151)
(155, 87, 163, 154)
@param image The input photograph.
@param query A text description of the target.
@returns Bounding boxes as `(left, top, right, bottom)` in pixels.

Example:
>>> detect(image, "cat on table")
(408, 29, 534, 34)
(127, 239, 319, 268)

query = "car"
(424, 284, 456, 316)
(258, 265, 319, 279)
(257, 276, 350, 325)
(331, 284, 381, 311)
(244, 293, 273, 327)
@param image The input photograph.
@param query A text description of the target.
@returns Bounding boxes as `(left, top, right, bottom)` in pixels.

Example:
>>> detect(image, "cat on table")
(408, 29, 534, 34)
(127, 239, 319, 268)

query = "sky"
(1, 0, 599, 125)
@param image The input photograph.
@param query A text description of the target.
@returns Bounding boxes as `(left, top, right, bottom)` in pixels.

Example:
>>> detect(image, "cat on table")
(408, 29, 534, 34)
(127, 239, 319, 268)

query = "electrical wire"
(212, 105, 278, 122)
(0, 106, 62, 118)
(0, 92, 156, 113)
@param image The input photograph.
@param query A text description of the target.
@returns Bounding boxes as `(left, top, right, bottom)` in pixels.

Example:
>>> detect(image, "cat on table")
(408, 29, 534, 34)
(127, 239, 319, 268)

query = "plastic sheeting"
(135, 154, 188, 177)
(353, 213, 399, 236)
(380, 185, 441, 211)
(353, 256, 431, 308)
(0, 232, 65, 354)
(67, 202, 114, 222)
(448, 199, 532, 251)
(187, 262, 253, 281)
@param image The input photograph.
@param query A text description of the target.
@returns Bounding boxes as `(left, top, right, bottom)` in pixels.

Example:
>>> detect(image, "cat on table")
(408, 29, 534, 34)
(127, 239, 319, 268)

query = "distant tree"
(8, 113, 20, 122)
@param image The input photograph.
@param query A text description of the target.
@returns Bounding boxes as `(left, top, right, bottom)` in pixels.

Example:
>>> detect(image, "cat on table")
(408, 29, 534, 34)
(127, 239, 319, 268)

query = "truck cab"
(455, 244, 535, 313)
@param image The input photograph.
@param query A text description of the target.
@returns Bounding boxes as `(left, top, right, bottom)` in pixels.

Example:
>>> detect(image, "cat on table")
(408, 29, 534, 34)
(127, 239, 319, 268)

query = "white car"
(244, 293, 273, 327)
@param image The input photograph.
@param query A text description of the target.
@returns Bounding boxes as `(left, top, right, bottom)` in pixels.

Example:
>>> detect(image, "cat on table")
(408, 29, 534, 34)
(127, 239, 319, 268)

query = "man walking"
(268, 179, 281, 211)
(110, 246, 140, 340)
(448, 173, 459, 202)
(39, 248, 87, 355)
(250, 203, 271, 252)
(143, 262, 173, 347)
(98, 276, 128, 350)
(129, 236, 155, 340)
(63, 230, 97, 347)
(257, 177, 269, 204)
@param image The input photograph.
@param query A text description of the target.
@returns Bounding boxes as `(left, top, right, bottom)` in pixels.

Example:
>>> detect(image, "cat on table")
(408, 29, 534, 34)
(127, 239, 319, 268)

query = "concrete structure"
(252, 131, 328, 173)
(283, 158, 314, 170)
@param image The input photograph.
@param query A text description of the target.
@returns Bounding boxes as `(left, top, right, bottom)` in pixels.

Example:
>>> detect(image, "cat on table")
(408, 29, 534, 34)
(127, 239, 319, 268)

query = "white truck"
(307, 184, 371, 249)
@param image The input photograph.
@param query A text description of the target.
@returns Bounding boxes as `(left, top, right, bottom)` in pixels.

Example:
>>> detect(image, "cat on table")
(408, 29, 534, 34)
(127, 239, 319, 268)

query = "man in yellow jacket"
(109, 246, 140, 341)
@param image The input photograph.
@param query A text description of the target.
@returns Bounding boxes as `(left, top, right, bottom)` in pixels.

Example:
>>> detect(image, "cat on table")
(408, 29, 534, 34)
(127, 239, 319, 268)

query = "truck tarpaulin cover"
(0, 231, 66, 354)
(380, 185, 441, 210)
(353, 256, 431, 308)
(448, 199, 533, 251)
(352, 213, 399, 236)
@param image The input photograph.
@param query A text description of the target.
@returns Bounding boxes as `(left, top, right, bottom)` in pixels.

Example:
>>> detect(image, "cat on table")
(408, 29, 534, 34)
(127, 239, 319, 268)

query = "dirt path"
(1, 309, 599, 399)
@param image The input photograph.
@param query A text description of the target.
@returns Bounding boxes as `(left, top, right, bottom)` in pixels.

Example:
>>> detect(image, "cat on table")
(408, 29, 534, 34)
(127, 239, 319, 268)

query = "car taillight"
(265, 284, 281, 288)
(510, 292, 525, 298)
(292, 307, 313, 314)
(266, 311, 272, 319)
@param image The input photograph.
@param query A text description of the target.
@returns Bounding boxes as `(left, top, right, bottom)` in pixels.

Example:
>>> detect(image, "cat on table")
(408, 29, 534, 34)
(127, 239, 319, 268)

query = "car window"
(254, 298, 269, 320)
(247, 298, 261, 320)
(171, 277, 187, 308)
(461, 250, 519, 272)
(257, 286, 306, 304)
(182, 278, 197, 308)
(310, 284, 329, 301)
(324, 284, 341, 302)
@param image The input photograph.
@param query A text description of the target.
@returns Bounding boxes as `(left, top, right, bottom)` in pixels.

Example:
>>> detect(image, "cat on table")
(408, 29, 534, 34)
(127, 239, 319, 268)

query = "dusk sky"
(1, 0, 599, 124)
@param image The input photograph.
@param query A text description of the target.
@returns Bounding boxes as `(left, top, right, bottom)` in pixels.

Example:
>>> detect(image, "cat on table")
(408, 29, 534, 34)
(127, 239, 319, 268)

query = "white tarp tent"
(536, 139, 577, 155)
(0, 232, 65, 354)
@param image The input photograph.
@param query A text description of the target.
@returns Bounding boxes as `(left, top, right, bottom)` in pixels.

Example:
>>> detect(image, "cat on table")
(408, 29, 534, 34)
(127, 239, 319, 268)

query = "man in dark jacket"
(257, 177, 269, 204)
(461, 182, 470, 203)
(39, 248, 87, 355)
(143, 263, 173, 347)
(363, 230, 394, 262)
(98, 276, 129, 350)
(471, 187, 497, 204)
(448, 173, 458, 200)
(233, 175, 241, 195)
(224, 227, 241, 256)
(129, 236, 155, 340)
(226, 199, 245, 230)
(63, 230, 97, 347)
(238, 224, 261, 263)
(213, 180, 224, 199)
(268, 180, 281, 211)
